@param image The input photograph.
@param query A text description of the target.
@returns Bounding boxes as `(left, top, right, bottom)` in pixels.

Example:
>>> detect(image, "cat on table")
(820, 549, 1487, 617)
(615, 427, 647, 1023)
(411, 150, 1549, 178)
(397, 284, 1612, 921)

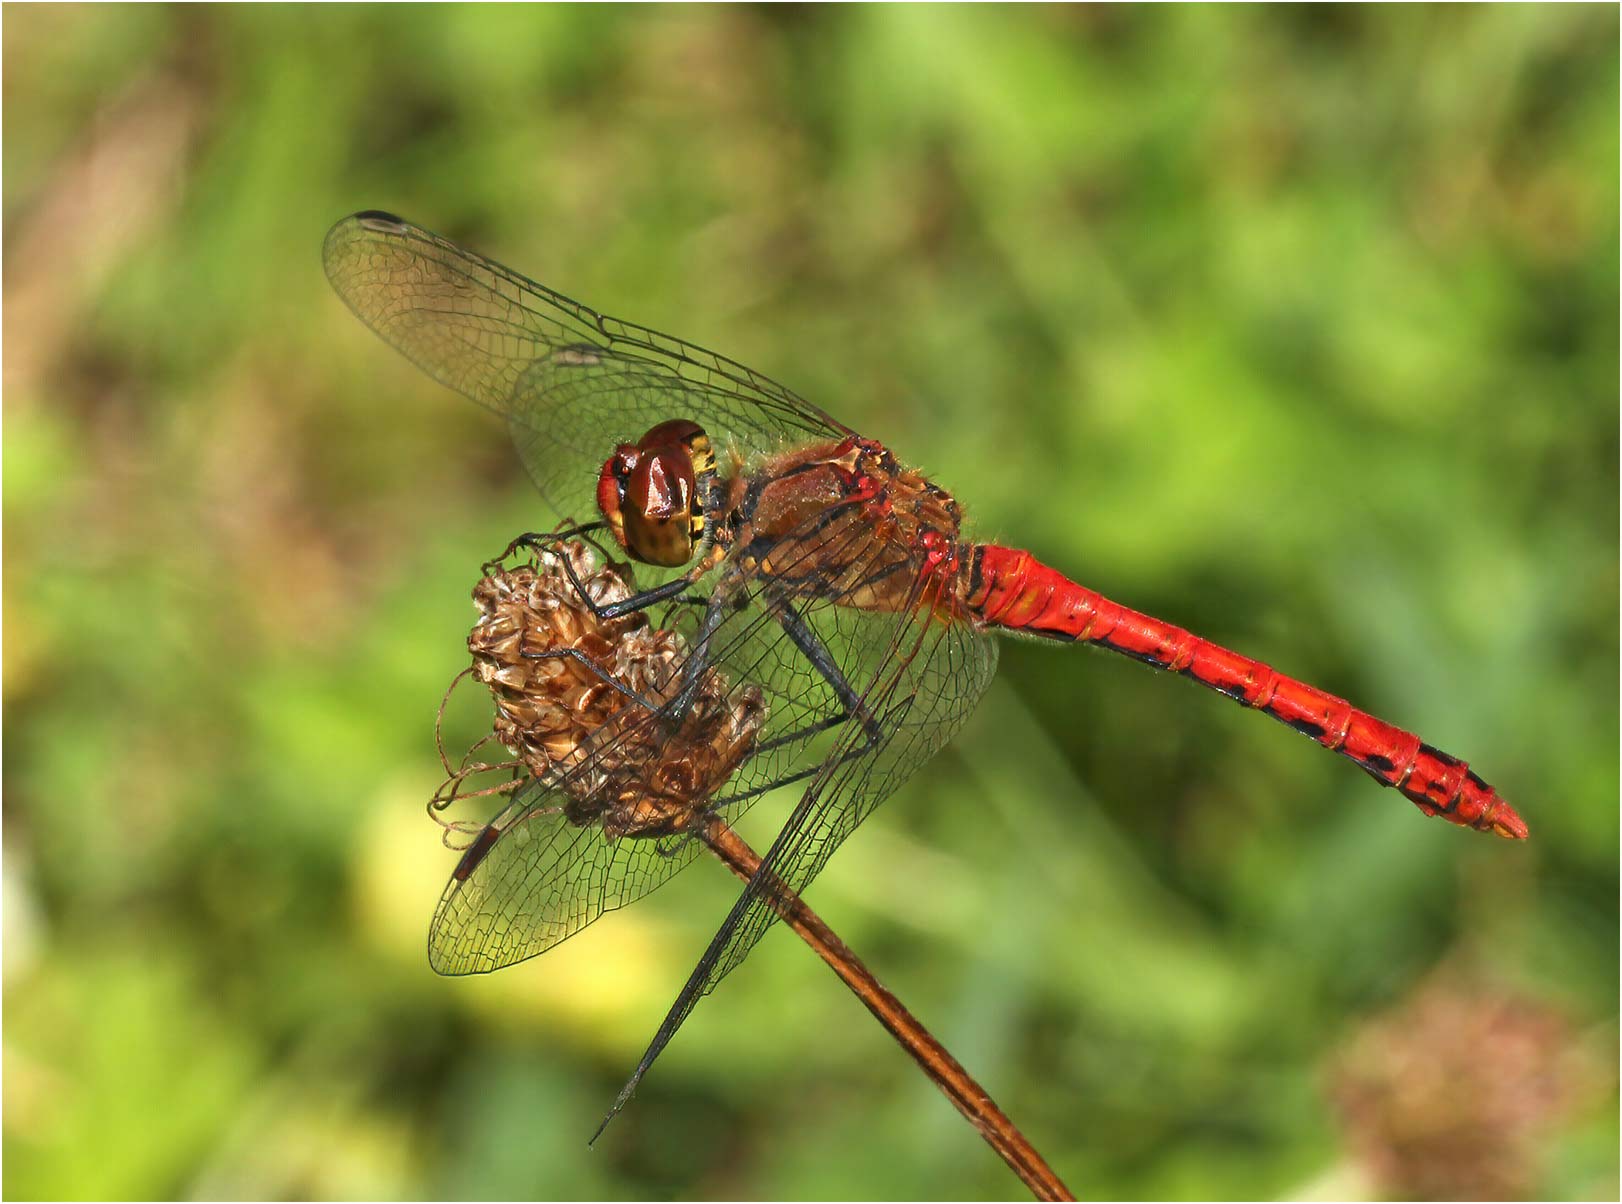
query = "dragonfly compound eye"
(597, 421, 714, 567)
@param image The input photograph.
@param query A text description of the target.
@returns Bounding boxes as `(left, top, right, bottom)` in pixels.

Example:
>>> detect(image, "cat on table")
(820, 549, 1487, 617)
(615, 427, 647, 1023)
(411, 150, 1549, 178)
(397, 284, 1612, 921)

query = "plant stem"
(699, 814, 1075, 1202)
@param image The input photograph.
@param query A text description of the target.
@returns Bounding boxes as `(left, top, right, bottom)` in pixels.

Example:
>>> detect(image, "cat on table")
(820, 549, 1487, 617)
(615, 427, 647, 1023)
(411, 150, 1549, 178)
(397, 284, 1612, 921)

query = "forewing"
(323, 211, 847, 520)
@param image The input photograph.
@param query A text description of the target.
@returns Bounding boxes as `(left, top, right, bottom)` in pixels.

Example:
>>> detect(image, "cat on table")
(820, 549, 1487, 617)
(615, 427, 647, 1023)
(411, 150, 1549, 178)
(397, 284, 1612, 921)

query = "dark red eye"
(595, 421, 714, 568)
(617, 447, 697, 567)
(632, 448, 693, 518)
(637, 418, 706, 452)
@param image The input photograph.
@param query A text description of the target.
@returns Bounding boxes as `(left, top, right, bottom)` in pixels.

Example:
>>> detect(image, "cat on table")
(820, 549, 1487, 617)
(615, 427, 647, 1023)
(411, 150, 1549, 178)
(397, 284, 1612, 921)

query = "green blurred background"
(5, 5, 1617, 1200)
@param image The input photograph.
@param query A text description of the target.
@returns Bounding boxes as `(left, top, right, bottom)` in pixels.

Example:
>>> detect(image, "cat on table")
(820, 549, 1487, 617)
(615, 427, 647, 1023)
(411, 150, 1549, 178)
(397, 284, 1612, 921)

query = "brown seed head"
(466, 540, 764, 838)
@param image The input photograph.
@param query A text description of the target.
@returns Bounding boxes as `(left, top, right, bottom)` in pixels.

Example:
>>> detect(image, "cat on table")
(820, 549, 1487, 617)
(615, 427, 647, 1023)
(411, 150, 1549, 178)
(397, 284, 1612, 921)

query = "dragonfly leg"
(493, 523, 707, 625)
(592, 571, 710, 622)
(706, 594, 888, 810)
(648, 572, 884, 766)
(657, 587, 733, 725)
(766, 590, 885, 748)
(486, 522, 613, 573)
(749, 707, 855, 758)
(710, 709, 888, 809)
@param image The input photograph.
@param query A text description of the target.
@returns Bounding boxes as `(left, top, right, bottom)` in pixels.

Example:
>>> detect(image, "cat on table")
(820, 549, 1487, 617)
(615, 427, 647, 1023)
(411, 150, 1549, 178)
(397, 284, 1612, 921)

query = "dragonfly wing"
(430, 515, 916, 977)
(603, 559, 1000, 1119)
(323, 212, 848, 521)
(428, 778, 701, 976)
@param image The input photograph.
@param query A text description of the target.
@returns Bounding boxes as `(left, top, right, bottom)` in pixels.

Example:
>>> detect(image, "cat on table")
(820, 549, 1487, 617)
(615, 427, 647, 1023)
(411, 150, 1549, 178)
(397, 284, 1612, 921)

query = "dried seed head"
(464, 540, 764, 838)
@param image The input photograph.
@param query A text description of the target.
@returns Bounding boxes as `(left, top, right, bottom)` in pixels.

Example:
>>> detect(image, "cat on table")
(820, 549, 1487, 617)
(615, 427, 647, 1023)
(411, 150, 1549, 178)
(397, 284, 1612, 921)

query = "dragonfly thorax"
(596, 419, 717, 567)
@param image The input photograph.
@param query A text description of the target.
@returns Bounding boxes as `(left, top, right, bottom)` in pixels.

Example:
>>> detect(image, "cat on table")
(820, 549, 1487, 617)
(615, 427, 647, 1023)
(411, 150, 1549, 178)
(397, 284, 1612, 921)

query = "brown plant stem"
(699, 814, 1075, 1202)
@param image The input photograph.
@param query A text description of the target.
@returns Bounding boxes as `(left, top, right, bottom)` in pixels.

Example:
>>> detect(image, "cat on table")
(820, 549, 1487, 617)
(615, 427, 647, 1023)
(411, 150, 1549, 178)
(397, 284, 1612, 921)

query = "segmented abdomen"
(966, 544, 1527, 839)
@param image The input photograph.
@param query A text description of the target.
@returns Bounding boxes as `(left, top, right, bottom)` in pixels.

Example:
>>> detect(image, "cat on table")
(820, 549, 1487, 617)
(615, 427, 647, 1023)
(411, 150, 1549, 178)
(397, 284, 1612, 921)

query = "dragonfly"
(323, 209, 1529, 1130)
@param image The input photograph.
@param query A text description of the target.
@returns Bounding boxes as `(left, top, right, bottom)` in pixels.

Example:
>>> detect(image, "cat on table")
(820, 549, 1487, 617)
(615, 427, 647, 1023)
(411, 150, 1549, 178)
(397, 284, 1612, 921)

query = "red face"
(596, 420, 713, 567)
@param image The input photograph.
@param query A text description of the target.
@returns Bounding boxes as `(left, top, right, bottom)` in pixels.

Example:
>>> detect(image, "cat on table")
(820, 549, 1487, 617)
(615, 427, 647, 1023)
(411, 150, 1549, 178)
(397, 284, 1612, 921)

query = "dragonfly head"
(596, 419, 715, 567)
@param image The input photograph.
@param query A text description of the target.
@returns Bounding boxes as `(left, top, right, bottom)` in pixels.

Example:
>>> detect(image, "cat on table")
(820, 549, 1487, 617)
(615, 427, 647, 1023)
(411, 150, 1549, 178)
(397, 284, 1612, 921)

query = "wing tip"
(426, 935, 487, 977)
(322, 209, 413, 274)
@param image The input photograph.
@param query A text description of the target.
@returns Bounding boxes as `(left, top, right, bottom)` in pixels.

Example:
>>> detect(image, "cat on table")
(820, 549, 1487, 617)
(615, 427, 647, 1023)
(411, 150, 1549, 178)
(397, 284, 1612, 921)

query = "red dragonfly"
(323, 210, 1528, 1129)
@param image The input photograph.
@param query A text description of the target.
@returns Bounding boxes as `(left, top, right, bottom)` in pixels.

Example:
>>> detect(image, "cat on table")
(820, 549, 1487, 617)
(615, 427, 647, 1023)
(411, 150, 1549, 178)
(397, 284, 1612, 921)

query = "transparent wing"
(427, 505, 985, 980)
(428, 513, 902, 973)
(606, 555, 1000, 1115)
(323, 211, 848, 522)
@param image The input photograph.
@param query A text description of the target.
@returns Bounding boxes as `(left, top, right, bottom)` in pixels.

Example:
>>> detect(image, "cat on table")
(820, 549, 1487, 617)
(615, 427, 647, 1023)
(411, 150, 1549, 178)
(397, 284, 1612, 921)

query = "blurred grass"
(3, 5, 1617, 1200)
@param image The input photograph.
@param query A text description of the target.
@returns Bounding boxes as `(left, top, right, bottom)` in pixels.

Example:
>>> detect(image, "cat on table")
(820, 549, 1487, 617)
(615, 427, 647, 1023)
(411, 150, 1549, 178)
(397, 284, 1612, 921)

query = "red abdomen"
(965, 544, 1527, 840)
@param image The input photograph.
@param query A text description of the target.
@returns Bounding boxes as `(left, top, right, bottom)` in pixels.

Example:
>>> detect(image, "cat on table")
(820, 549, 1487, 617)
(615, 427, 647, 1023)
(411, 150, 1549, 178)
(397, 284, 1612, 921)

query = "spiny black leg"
(488, 524, 690, 625)
(708, 710, 886, 812)
(750, 708, 852, 757)
(705, 595, 887, 809)
(659, 589, 732, 725)
(708, 687, 898, 810)
(486, 523, 609, 573)
(525, 537, 706, 625)
(595, 574, 703, 622)
(767, 591, 885, 747)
